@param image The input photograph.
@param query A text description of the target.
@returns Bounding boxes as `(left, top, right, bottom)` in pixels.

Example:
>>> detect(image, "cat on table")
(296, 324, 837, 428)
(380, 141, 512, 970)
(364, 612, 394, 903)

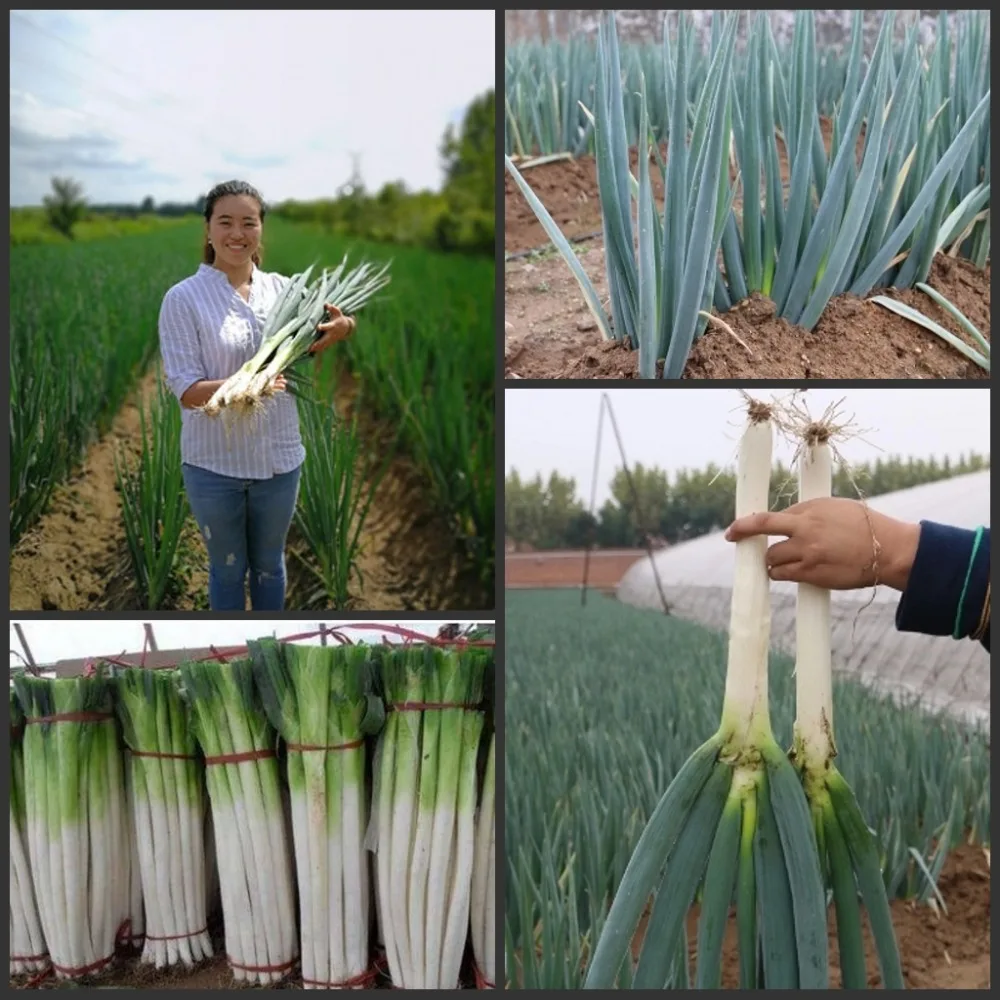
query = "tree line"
(16, 90, 493, 257)
(506, 452, 990, 550)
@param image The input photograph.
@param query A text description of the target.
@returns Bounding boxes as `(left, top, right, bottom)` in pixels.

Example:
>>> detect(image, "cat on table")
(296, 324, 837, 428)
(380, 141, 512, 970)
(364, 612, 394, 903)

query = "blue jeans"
(181, 463, 301, 611)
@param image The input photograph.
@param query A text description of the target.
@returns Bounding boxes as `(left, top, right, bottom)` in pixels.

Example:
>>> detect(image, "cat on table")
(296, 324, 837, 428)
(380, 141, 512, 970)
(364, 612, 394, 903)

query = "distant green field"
(505, 589, 990, 988)
(9, 207, 196, 245)
(9, 219, 494, 589)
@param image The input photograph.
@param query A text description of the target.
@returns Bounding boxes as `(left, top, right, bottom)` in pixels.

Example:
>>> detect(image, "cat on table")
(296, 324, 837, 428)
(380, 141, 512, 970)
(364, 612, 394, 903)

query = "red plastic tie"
(50, 950, 115, 978)
(285, 738, 364, 753)
(226, 954, 297, 975)
(203, 748, 277, 766)
(10, 950, 49, 962)
(302, 964, 378, 988)
(23, 965, 54, 988)
(145, 925, 208, 942)
(473, 962, 496, 989)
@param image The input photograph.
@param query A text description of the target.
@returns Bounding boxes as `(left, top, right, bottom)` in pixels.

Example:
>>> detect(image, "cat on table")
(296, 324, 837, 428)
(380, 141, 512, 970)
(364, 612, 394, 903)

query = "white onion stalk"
(440, 709, 486, 988)
(9, 689, 48, 976)
(123, 752, 146, 952)
(115, 667, 212, 969)
(586, 397, 830, 989)
(792, 427, 836, 770)
(181, 658, 297, 986)
(469, 733, 495, 987)
(787, 412, 905, 988)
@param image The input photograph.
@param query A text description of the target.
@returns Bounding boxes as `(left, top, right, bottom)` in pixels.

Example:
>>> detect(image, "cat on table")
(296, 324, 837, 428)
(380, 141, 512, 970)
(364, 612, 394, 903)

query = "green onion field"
(503, 9, 990, 380)
(9, 217, 494, 610)
(505, 589, 991, 988)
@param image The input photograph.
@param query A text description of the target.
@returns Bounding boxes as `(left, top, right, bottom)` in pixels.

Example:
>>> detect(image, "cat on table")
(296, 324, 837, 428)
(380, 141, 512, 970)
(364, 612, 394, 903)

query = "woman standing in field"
(159, 179, 356, 611)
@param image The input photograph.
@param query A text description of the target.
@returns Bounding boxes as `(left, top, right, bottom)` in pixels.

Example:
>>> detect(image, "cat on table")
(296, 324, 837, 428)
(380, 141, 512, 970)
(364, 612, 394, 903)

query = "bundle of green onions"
(584, 399, 830, 988)
(788, 408, 904, 987)
(114, 667, 213, 969)
(375, 646, 488, 989)
(179, 658, 297, 985)
(248, 639, 383, 990)
(9, 686, 48, 976)
(12, 670, 132, 982)
(470, 733, 496, 989)
(201, 256, 391, 418)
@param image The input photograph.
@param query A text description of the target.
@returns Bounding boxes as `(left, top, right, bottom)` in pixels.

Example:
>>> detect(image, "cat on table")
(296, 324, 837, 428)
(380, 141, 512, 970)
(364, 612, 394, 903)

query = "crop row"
(505, 589, 990, 988)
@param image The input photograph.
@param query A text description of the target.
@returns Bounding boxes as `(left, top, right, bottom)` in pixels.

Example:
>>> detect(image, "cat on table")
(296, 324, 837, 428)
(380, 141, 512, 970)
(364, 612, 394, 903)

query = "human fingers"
(725, 508, 802, 543)
(764, 537, 802, 568)
(768, 561, 806, 583)
(316, 315, 353, 335)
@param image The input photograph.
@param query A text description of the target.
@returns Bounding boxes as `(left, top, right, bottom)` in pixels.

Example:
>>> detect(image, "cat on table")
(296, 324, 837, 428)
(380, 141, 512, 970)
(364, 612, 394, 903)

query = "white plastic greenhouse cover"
(617, 471, 990, 724)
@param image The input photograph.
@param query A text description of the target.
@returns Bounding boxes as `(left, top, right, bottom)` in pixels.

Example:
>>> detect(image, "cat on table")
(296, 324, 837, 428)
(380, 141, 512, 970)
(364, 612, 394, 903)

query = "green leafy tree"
(606, 464, 672, 545)
(43, 176, 86, 239)
(505, 451, 988, 551)
(437, 89, 495, 254)
(505, 470, 586, 549)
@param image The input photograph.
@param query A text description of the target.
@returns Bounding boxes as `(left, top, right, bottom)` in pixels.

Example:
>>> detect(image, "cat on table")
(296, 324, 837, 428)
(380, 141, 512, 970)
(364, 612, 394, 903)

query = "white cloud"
(10, 9, 495, 205)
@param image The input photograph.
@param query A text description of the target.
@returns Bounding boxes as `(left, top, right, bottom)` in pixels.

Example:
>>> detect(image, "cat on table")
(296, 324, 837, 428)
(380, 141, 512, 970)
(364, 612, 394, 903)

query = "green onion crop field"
(503, 9, 990, 381)
(505, 589, 991, 989)
(9, 219, 494, 610)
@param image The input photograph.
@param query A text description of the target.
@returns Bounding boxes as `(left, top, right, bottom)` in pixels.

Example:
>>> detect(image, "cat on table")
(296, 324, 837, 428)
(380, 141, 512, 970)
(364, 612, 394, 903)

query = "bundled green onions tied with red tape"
(8, 634, 494, 989)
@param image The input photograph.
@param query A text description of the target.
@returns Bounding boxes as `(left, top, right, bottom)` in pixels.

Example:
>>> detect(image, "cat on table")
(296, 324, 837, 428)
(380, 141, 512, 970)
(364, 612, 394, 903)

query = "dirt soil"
(10, 943, 484, 990)
(9, 370, 488, 612)
(629, 843, 991, 989)
(504, 142, 990, 381)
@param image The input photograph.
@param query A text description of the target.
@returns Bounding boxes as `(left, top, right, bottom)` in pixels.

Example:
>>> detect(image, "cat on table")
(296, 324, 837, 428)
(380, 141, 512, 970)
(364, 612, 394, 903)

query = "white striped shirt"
(159, 262, 306, 479)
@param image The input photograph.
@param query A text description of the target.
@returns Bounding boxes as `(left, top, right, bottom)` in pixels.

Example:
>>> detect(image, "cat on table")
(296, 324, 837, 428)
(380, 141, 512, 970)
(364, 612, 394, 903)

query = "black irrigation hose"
(504, 228, 604, 263)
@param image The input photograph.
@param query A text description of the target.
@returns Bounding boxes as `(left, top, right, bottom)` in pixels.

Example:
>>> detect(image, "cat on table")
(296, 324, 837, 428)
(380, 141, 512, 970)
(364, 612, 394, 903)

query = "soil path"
(10, 369, 482, 611)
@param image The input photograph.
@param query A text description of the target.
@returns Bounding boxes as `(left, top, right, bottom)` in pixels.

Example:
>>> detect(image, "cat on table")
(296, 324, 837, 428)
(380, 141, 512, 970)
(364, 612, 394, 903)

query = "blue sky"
(506, 388, 991, 507)
(9, 9, 495, 206)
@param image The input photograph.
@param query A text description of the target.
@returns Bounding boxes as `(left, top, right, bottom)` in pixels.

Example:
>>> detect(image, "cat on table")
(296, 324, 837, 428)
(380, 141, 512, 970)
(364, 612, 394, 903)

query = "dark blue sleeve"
(895, 522, 990, 652)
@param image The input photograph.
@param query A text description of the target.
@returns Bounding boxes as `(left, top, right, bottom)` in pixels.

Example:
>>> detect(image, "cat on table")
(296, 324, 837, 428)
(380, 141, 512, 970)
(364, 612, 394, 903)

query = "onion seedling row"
(506, 9, 990, 378)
